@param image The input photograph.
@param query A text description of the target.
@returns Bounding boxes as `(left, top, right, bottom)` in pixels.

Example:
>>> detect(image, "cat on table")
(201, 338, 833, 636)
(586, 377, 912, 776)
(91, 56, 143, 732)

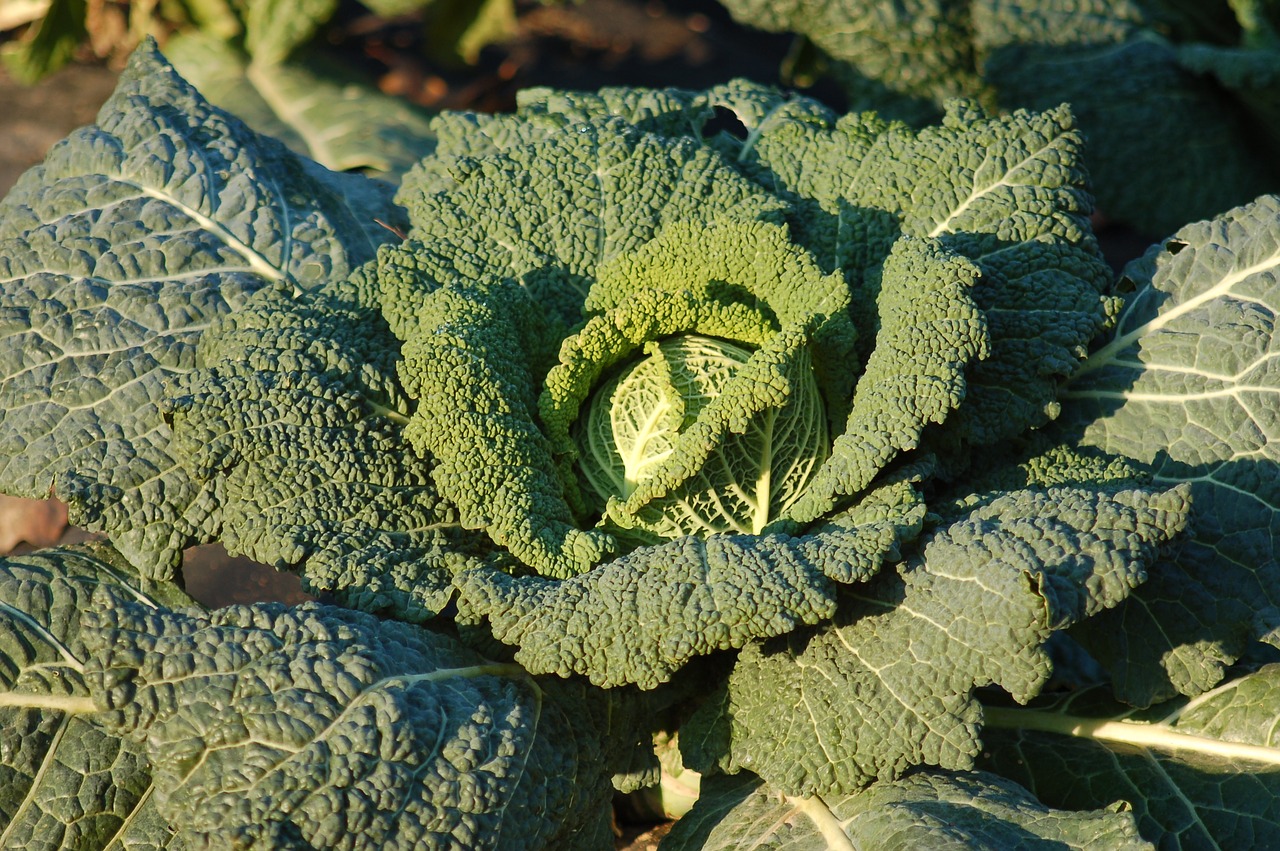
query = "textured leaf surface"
(388, 116, 784, 340)
(683, 485, 1189, 796)
(0, 544, 191, 850)
(721, 0, 1280, 232)
(456, 533, 844, 690)
(167, 280, 486, 622)
(727, 96, 1116, 455)
(455, 470, 926, 688)
(168, 34, 438, 179)
(385, 119, 788, 577)
(663, 770, 1151, 850)
(716, 0, 986, 121)
(396, 278, 615, 579)
(977, 4, 1277, 234)
(782, 236, 988, 523)
(0, 41, 400, 577)
(85, 600, 625, 850)
(439, 78, 1107, 456)
(1063, 194, 1280, 704)
(983, 667, 1280, 849)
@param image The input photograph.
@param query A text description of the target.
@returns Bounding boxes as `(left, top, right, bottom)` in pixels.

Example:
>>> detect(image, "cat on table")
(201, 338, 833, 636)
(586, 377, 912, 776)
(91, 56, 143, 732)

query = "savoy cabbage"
(0, 39, 1276, 849)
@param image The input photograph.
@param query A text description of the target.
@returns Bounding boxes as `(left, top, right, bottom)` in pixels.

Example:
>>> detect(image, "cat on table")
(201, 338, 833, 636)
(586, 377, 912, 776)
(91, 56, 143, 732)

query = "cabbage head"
(576, 334, 828, 540)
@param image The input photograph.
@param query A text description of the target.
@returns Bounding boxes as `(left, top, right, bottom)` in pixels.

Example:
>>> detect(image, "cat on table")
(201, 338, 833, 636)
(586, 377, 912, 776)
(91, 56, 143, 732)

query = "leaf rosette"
(347, 84, 1179, 708)
(0, 48, 1219, 842)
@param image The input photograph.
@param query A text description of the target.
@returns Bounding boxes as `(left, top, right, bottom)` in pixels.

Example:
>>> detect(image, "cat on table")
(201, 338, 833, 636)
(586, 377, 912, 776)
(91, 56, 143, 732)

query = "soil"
(0, 61, 119, 193)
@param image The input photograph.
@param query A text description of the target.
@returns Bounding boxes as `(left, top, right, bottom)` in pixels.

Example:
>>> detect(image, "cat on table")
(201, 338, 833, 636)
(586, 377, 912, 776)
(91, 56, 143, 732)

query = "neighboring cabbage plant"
(0, 41, 1276, 851)
(716, 0, 1280, 234)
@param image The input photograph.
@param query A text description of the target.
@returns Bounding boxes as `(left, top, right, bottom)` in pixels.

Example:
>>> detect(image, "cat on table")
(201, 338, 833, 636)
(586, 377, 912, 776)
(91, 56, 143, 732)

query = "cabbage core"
(575, 334, 828, 539)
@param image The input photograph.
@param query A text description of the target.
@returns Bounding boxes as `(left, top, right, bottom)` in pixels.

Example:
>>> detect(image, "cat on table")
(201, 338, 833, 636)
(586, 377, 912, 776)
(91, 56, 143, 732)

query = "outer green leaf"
(391, 118, 785, 299)
(406, 85, 1111, 469)
(663, 770, 1151, 850)
(782, 237, 989, 523)
(85, 599, 626, 850)
(983, 667, 1280, 849)
(716, 0, 987, 121)
(166, 280, 487, 622)
(242, 0, 337, 65)
(720, 0, 1280, 233)
(455, 471, 926, 689)
(515, 84, 715, 134)
(0, 40, 401, 578)
(1063, 194, 1280, 704)
(726, 96, 1115, 455)
(167, 34, 438, 179)
(0, 544, 192, 850)
(455, 533, 843, 690)
(977, 3, 1277, 234)
(683, 485, 1189, 796)
(396, 278, 615, 579)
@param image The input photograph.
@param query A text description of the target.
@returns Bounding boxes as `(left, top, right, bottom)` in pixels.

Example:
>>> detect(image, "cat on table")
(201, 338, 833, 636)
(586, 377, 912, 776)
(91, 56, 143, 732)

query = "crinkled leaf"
(0, 40, 401, 578)
(722, 1, 1280, 233)
(664, 769, 1150, 850)
(1063, 194, 1280, 704)
(982, 667, 1280, 849)
(385, 120, 791, 577)
(0, 544, 192, 850)
(167, 34, 438, 179)
(722, 94, 1115, 454)
(683, 485, 1189, 796)
(716, 0, 986, 121)
(804, 465, 930, 584)
(455, 532, 847, 690)
(389, 118, 784, 322)
(395, 278, 615, 579)
(941, 434, 1155, 512)
(585, 217, 857, 418)
(405, 80, 721, 198)
(516, 83, 715, 135)
(85, 599, 626, 850)
(455, 470, 928, 690)
(976, 1, 1280, 234)
(782, 237, 989, 524)
(166, 280, 485, 622)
